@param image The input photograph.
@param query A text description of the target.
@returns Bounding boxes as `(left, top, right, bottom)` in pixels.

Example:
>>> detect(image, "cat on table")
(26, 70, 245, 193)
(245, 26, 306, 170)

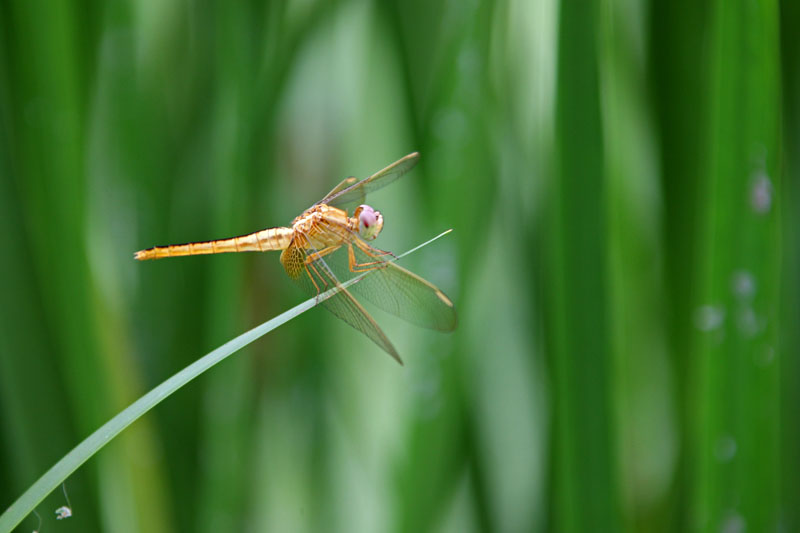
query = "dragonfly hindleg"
(304, 246, 343, 299)
(304, 262, 325, 297)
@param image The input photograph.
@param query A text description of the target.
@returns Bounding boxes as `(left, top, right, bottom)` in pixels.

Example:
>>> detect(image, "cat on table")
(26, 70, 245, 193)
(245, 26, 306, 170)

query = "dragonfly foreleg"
(348, 242, 391, 273)
(357, 240, 396, 259)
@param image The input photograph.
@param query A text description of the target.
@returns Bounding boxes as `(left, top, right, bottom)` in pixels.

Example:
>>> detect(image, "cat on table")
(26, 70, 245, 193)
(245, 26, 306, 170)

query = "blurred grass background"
(0, 0, 794, 531)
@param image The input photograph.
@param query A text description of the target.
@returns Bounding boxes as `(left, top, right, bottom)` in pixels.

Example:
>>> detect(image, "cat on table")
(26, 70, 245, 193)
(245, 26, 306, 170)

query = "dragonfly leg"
(354, 237, 396, 259)
(304, 245, 341, 299)
(348, 243, 390, 273)
(304, 245, 341, 265)
(304, 263, 323, 296)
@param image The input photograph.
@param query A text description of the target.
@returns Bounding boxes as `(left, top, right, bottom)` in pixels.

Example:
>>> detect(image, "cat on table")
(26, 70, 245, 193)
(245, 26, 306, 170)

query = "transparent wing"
(317, 228, 457, 332)
(316, 152, 420, 211)
(320, 176, 358, 203)
(280, 238, 402, 364)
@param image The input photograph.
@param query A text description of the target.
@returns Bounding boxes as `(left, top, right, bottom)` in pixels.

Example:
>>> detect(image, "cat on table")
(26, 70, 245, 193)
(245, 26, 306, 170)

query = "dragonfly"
(135, 152, 457, 364)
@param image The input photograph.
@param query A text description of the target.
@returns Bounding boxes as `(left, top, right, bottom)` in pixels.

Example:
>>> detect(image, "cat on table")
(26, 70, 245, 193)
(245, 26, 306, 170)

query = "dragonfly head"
(355, 204, 383, 241)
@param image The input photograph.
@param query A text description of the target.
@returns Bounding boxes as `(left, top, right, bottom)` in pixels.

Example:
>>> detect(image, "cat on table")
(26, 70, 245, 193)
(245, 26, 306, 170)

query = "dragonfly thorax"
(290, 204, 382, 249)
(292, 205, 340, 233)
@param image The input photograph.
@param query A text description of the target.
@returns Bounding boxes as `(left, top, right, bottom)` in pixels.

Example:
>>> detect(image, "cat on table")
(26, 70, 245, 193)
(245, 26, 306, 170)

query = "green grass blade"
(547, 0, 620, 530)
(0, 229, 452, 533)
(780, 2, 800, 529)
(692, 0, 781, 530)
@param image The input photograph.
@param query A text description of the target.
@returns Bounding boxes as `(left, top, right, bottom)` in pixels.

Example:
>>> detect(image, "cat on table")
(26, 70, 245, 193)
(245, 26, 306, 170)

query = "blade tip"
(388, 347, 404, 366)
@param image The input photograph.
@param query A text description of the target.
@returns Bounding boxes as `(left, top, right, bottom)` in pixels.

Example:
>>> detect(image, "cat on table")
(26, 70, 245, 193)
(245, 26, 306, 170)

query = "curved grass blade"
(0, 229, 453, 532)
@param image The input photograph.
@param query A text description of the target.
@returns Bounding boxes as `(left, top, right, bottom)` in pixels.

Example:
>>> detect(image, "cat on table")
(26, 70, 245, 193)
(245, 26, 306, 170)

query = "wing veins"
(315, 152, 419, 210)
(285, 229, 402, 364)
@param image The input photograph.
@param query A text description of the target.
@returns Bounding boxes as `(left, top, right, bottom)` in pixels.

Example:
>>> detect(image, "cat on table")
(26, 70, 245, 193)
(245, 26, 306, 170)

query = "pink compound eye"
(357, 204, 383, 240)
(359, 206, 377, 228)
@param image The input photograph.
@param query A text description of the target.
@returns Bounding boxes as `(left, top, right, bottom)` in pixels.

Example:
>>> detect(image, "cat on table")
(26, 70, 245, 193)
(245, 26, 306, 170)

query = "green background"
(0, 0, 795, 531)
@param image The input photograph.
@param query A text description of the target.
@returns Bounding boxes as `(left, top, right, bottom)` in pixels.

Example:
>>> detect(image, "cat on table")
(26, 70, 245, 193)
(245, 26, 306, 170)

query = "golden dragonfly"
(135, 152, 456, 363)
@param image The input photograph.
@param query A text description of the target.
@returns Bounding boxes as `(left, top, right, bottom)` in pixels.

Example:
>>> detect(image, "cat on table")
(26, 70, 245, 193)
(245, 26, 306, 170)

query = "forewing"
(318, 176, 358, 205)
(322, 237, 457, 332)
(280, 239, 403, 364)
(320, 152, 420, 211)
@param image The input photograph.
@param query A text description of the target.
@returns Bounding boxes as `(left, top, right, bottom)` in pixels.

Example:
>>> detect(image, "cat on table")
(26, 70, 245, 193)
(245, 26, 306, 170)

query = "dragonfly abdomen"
(134, 227, 293, 260)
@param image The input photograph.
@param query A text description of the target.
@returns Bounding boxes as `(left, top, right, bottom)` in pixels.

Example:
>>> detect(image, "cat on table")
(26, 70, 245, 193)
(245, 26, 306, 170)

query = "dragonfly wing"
(319, 152, 420, 211)
(280, 239, 403, 364)
(319, 176, 361, 206)
(321, 236, 457, 332)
